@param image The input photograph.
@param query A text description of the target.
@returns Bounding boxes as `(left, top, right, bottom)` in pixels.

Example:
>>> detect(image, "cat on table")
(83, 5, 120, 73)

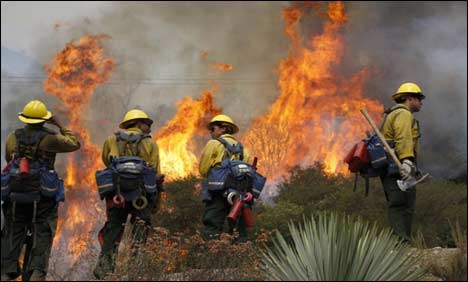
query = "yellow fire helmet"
(119, 109, 154, 129)
(392, 82, 426, 101)
(208, 114, 239, 134)
(18, 100, 53, 124)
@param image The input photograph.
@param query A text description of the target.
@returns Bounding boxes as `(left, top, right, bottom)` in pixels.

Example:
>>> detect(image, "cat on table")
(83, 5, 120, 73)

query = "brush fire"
(6, 1, 394, 280)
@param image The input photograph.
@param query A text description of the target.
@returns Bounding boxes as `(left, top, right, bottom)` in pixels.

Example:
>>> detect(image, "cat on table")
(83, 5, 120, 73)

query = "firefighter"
(93, 109, 163, 279)
(380, 82, 425, 243)
(1, 100, 80, 281)
(199, 114, 251, 242)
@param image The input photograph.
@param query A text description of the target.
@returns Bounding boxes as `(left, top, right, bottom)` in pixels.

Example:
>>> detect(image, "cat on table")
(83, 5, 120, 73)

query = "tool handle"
(252, 157, 258, 170)
(360, 108, 402, 168)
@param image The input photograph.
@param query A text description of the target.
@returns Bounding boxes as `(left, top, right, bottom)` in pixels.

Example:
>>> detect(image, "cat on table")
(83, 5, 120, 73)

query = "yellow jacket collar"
(218, 134, 236, 141)
(394, 103, 410, 111)
(124, 127, 143, 134)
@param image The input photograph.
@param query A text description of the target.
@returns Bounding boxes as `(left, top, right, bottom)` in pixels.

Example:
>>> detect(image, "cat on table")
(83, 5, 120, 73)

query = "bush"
(107, 224, 268, 281)
(153, 177, 205, 233)
(262, 212, 426, 281)
(256, 165, 467, 248)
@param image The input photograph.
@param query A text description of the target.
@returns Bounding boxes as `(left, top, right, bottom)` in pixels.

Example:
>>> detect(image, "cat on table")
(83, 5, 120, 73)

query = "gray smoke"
(2, 1, 467, 179)
(342, 2, 467, 179)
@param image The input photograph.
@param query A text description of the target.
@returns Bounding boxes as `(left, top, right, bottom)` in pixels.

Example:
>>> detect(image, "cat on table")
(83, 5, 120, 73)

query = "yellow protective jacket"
(198, 134, 250, 178)
(381, 104, 421, 160)
(5, 125, 81, 162)
(101, 127, 161, 175)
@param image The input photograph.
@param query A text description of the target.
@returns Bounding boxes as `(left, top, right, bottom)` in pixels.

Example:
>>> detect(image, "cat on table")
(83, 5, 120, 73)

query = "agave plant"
(262, 212, 426, 281)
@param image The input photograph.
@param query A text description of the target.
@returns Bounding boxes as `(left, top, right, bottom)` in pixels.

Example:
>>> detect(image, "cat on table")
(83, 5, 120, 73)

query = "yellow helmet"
(18, 100, 52, 124)
(119, 109, 153, 129)
(208, 114, 239, 134)
(392, 82, 425, 101)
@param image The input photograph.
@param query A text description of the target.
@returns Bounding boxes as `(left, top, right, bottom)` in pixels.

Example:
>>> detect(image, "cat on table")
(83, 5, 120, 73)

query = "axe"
(360, 108, 430, 191)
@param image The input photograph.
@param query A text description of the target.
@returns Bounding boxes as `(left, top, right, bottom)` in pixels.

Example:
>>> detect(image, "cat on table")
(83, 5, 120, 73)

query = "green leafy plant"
(262, 212, 426, 281)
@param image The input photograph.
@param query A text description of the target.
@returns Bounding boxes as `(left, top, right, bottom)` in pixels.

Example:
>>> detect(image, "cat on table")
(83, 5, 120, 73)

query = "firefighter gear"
(17, 100, 52, 124)
(399, 159, 416, 181)
(380, 102, 422, 243)
(392, 82, 425, 101)
(119, 109, 154, 129)
(1, 124, 80, 279)
(199, 134, 250, 178)
(207, 114, 239, 134)
(199, 134, 251, 242)
(381, 104, 420, 160)
(94, 127, 161, 279)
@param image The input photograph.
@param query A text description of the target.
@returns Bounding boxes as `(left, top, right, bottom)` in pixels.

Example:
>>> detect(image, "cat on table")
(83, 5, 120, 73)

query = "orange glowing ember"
(155, 83, 222, 179)
(43, 34, 115, 266)
(212, 63, 233, 72)
(242, 2, 383, 182)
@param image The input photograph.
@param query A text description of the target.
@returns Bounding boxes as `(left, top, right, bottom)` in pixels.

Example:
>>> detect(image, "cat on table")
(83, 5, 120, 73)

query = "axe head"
(397, 173, 430, 192)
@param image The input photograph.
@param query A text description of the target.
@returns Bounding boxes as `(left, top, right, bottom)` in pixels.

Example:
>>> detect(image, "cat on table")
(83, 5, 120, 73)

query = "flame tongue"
(43, 34, 115, 267)
(243, 2, 383, 182)
(156, 83, 222, 179)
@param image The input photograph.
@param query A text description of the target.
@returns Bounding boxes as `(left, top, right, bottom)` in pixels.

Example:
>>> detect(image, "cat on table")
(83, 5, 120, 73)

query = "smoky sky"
(2, 1, 466, 179)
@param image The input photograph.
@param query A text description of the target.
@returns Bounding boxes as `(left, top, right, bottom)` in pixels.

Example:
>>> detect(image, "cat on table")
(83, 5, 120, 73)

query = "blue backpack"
(1, 128, 65, 203)
(201, 137, 266, 202)
(95, 131, 157, 201)
(349, 107, 407, 196)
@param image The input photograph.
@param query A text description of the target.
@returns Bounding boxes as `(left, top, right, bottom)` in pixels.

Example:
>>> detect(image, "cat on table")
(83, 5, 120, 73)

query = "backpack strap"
(353, 172, 358, 192)
(14, 128, 49, 161)
(364, 175, 369, 197)
(216, 137, 244, 161)
(114, 131, 151, 157)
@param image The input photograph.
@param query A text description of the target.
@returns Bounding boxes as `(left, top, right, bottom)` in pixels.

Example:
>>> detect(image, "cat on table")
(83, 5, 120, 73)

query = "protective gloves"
(399, 159, 416, 181)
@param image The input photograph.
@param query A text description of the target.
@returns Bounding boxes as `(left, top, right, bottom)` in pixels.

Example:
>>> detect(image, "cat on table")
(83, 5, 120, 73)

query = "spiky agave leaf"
(262, 212, 426, 281)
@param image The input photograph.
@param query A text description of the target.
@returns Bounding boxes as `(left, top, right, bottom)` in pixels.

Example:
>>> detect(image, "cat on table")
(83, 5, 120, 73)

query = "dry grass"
(105, 221, 271, 281)
(427, 221, 467, 281)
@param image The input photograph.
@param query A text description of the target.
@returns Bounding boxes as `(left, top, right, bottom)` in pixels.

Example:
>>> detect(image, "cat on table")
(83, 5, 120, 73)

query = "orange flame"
(155, 83, 222, 179)
(242, 2, 383, 182)
(212, 63, 233, 72)
(43, 34, 115, 266)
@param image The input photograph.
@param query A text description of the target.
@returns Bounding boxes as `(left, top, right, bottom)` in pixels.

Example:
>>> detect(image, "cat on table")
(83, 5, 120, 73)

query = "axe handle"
(360, 108, 402, 168)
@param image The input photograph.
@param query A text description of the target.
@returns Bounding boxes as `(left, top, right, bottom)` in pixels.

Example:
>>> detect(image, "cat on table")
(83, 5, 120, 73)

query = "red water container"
(19, 157, 30, 177)
(227, 199, 243, 223)
(344, 141, 370, 172)
(242, 207, 254, 229)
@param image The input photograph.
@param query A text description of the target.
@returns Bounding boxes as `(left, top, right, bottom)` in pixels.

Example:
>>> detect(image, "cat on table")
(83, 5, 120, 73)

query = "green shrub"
(255, 201, 304, 238)
(256, 165, 467, 248)
(262, 212, 426, 281)
(154, 177, 205, 233)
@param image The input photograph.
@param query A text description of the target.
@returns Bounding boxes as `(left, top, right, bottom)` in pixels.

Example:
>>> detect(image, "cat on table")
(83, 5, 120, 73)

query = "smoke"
(2, 1, 466, 178)
(342, 1, 467, 178)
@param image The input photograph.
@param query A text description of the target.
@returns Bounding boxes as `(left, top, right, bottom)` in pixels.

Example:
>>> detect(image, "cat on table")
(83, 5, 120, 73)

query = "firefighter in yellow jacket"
(94, 109, 163, 279)
(199, 114, 251, 242)
(380, 82, 424, 243)
(1, 100, 80, 281)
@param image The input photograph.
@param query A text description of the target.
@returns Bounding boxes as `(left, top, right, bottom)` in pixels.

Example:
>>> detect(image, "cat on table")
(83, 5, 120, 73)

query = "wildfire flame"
(43, 34, 115, 266)
(242, 2, 383, 182)
(156, 83, 222, 180)
(212, 63, 233, 72)
(38, 2, 388, 278)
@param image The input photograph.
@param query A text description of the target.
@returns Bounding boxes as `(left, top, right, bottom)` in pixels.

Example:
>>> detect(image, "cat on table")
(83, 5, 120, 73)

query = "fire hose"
(132, 195, 148, 210)
(112, 175, 125, 207)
